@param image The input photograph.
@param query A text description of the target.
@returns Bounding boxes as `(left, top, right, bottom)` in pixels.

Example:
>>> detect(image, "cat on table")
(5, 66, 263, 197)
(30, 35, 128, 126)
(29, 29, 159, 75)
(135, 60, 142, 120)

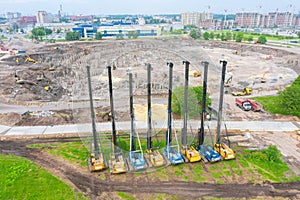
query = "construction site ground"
(0, 38, 300, 199)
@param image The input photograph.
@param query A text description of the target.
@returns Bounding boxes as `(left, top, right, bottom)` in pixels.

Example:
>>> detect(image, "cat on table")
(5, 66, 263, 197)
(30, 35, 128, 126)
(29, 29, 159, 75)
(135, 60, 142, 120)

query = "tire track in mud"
(1, 138, 300, 199)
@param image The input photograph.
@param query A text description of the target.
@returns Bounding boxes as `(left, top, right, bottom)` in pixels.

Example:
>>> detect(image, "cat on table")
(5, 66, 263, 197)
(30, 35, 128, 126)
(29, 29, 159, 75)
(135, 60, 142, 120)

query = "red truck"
(1, 47, 9, 51)
(235, 98, 252, 111)
(248, 99, 264, 112)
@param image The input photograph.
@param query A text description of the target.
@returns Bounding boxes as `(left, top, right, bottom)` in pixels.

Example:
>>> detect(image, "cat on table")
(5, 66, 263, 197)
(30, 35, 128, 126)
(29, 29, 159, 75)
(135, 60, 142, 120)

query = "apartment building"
(181, 12, 213, 28)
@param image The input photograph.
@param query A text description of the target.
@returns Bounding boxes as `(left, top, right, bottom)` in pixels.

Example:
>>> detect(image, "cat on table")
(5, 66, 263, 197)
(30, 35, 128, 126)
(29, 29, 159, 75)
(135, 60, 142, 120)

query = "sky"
(0, 0, 299, 16)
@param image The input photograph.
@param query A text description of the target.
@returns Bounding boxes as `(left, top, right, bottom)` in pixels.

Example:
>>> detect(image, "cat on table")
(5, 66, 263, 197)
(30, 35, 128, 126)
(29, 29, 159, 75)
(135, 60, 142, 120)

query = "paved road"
(1, 120, 299, 136)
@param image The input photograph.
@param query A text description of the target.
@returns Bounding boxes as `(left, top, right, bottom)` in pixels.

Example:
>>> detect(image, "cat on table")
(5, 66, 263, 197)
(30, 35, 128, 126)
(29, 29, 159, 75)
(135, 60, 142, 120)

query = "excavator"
(144, 63, 166, 167)
(231, 87, 252, 96)
(25, 55, 38, 64)
(164, 62, 184, 165)
(15, 70, 24, 84)
(181, 61, 201, 163)
(107, 65, 127, 174)
(127, 69, 147, 171)
(86, 65, 107, 172)
(214, 60, 235, 160)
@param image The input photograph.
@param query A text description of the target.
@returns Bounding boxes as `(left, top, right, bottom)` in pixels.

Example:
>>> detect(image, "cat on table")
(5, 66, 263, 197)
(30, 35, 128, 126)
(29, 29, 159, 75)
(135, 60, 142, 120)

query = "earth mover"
(231, 87, 252, 96)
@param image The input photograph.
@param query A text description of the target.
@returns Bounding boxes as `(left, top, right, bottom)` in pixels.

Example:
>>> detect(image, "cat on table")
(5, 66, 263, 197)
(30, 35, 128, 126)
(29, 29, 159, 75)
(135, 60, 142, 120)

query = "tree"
(203, 32, 209, 40)
(189, 29, 201, 39)
(0, 28, 2, 33)
(209, 32, 214, 40)
(127, 31, 138, 39)
(65, 31, 81, 41)
(278, 76, 300, 117)
(95, 32, 103, 40)
(225, 31, 232, 41)
(31, 28, 45, 40)
(215, 33, 220, 40)
(258, 35, 267, 44)
(220, 32, 225, 41)
(56, 29, 61, 34)
(235, 32, 244, 42)
(297, 32, 300, 38)
(172, 86, 211, 119)
(262, 145, 281, 162)
(116, 33, 124, 40)
(247, 36, 254, 42)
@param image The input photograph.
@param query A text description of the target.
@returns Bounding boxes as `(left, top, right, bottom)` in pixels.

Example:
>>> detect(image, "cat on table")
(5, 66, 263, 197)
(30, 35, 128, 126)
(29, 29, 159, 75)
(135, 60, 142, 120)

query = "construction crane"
(144, 63, 165, 167)
(180, 61, 201, 163)
(127, 68, 148, 171)
(214, 60, 235, 160)
(107, 65, 127, 174)
(196, 61, 221, 162)
(164, 62, 184, 165)
(86, 65, 107, 172)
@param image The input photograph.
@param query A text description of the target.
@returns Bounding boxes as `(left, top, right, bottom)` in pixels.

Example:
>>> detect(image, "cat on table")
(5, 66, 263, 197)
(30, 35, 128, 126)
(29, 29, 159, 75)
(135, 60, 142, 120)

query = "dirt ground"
(1, 38, 300, 199)
(1, 136, 300, 199)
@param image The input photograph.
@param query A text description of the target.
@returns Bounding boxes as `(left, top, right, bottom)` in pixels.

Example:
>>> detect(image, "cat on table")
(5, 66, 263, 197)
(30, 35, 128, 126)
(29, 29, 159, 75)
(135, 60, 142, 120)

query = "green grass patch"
(243, 146, 300, 182)
(0, 154, 86, 200)
(116, 191, 135, 200)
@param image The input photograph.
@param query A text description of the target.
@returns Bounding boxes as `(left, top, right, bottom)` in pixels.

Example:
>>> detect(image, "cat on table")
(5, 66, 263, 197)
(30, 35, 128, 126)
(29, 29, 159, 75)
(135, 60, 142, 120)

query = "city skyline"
(0, 0, 300, 16)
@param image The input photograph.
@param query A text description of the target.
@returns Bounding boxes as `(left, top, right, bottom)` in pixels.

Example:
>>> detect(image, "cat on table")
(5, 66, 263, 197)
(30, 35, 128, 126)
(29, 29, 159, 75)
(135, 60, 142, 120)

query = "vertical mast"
(129, 72, 136, 152)
(86, 65, 99, 156)
(107, 65, 117, 152)
(199, 61, 209, 146)
(166, 62, 173, 146)
(146, 63, 152, 150)
(182, 61, 190, 146)
(216, 60, 227, 144)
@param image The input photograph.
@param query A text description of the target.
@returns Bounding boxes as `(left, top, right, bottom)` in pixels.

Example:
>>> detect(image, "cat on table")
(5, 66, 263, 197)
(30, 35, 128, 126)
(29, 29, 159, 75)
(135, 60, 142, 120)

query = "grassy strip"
(0, 154, 86, 200)
(29, 141, 300, 184)
(116, 192, 135, 200)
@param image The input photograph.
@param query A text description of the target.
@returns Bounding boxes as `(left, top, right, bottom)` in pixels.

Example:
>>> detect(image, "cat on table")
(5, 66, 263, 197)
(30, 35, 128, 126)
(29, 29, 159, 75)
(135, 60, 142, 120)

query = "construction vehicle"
(261, 73, 266, 83)
(37, 72, 45, 81)
(248, 99, 263, 112)
(86, 65, 107, 172)
(181, 61, 201, 163)
(164, 62, 184, 165)
(199, 145, 221, 162)
(15, 71, 24, 84)
(107, 65, 127, 174)
(25, 55, 38, 64)
(214, 143, 235, 160)
(235, 98, 252, 111)
(48, 64, 56, 71)
(127, 69, 147, 171)
(215, 60, 235, 160)
(193, 71, 201, 77)
(231, 87, 252, 96)
(224, 73, 233, 87)
(144, 63, 166, 167)
(197, 61, 220, 163)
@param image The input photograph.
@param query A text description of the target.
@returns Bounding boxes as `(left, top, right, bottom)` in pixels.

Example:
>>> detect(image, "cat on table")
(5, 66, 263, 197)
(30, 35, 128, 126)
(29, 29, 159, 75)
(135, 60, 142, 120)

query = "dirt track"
(1, 137, 300, 199)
